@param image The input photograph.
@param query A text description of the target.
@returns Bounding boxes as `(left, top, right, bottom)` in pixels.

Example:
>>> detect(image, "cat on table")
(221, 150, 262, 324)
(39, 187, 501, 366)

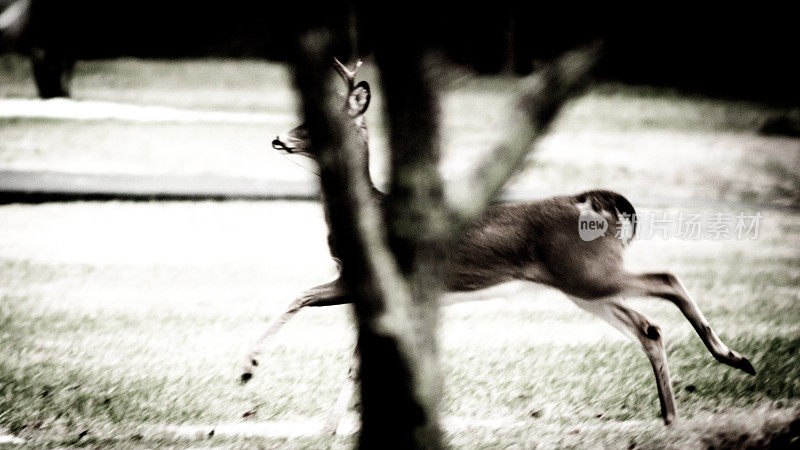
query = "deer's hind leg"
(324, 345, 360, 435)
(241, 278, 351, 382)
(621, 272, 755, 375)
(570, 296, 677, 425)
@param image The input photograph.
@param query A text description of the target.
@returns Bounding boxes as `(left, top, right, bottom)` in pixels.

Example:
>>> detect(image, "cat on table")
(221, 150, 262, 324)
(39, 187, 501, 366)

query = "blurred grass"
(0, 54, 297, 113)
(0, 55, 799, 447)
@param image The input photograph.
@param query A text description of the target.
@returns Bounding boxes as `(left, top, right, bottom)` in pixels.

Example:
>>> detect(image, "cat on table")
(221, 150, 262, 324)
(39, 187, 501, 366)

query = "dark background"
(5, 1, 799, 104)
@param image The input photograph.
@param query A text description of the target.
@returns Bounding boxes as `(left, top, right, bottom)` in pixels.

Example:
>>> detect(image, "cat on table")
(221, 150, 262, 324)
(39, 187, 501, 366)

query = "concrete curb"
(1, 170, 796, 213)
(0, 170, 319, 204)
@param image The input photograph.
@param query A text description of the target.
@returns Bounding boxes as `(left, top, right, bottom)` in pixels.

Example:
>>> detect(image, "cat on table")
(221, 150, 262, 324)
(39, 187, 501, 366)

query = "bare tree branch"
(292, 24, 598, 449)
(451, 43, 603, 229)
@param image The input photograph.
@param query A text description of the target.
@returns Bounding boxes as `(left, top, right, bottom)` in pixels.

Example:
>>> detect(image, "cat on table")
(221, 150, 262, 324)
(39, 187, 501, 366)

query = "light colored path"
(1, 168, 797, 212)
(0, 98, 293, 123)
(0, 169, 318, 202)
(164, 413, 528, 439)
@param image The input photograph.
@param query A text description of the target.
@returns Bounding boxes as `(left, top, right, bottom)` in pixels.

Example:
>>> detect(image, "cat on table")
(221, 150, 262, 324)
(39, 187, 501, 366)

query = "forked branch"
(451, 42, 603, 230)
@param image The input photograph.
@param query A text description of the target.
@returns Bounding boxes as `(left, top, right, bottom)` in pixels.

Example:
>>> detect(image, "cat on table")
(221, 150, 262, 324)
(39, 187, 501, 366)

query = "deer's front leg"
(571, 297, 677, 425)
(609, 301, 677, 425)
(241, 279, 349, 382)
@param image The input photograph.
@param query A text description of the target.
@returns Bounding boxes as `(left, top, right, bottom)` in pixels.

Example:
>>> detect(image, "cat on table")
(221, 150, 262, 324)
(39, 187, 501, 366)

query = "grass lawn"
(0, 201, 798, 448)
(0, 55, 799, 447)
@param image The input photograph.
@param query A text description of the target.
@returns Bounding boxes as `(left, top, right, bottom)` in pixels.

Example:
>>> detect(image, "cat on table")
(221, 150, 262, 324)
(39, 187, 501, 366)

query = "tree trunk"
(289, 16, 599, 448)
(291, 28, 444, 449)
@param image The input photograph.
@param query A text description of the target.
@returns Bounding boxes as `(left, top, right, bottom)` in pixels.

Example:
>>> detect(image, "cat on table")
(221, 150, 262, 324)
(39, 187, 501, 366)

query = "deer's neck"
(354, 117, 383, 199)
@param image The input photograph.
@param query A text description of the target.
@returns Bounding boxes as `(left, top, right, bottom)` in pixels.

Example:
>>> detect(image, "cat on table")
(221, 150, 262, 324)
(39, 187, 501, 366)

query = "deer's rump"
(444, 190, 636, 296)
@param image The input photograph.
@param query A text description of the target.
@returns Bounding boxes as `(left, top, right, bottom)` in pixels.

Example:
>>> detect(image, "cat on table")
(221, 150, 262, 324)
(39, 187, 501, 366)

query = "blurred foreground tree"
(289, 7, 599, 448)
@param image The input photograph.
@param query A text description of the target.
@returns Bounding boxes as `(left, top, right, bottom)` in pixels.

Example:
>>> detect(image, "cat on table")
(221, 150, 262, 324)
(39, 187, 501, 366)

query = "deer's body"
(244, 59, 755, 432)
(445, 190, 633, 296)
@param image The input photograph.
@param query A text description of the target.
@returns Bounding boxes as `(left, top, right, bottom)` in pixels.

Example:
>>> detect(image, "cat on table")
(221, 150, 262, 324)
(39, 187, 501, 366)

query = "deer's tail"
(577, 190, 638, 244)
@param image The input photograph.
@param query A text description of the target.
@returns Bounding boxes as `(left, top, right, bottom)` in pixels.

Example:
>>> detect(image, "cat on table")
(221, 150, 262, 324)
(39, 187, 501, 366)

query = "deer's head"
(272, 58, 371, 159)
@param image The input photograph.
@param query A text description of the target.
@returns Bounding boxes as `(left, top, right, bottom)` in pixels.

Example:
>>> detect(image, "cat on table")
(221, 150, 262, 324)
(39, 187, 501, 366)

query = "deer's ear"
(347, 81, 371, 116)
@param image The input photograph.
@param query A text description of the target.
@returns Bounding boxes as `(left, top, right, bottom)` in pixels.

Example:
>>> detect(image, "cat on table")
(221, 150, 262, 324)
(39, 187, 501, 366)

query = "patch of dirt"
(698, 407, 800, 449)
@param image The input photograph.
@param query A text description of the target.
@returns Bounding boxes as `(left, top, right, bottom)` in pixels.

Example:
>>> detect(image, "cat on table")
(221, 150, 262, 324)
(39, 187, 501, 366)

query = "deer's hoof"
(737, 356, 756, 375)
(240, 372, 253, 384)
(717, 350, 756, 375)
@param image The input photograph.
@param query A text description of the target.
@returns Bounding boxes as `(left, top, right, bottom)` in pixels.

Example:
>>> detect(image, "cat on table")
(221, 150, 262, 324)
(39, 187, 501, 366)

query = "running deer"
(244, 58, 755, 431)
